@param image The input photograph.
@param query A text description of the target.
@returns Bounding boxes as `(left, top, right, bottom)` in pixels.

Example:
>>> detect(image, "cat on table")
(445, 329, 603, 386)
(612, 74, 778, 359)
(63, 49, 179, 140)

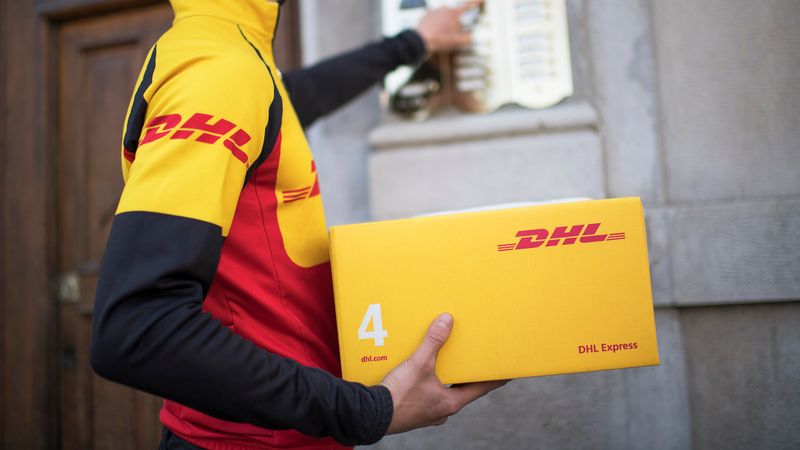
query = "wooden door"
(53, 2, 302, 449)
(56, 6, 173, 449)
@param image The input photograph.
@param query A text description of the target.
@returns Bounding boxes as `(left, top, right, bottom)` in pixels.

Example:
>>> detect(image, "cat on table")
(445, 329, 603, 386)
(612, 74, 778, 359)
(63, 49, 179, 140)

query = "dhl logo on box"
(330, 198, 660, 385)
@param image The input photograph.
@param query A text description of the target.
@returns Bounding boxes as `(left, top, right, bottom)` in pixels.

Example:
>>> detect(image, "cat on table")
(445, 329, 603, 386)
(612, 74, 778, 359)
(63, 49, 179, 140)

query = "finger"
(457, 0, 484, 14)
(451, 32, 472, 47)
(411, 313, 454, 364)
(449, 379, 508, 405)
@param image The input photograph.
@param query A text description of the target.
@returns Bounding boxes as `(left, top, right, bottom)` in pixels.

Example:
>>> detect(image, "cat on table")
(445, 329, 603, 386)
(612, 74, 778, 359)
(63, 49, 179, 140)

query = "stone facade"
(299, 0, 800, 448)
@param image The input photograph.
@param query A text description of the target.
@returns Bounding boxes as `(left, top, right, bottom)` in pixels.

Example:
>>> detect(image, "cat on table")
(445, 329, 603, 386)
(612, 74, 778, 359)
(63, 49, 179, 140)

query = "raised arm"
(283, 3, 477, 127)
(282, 30, 425, 128)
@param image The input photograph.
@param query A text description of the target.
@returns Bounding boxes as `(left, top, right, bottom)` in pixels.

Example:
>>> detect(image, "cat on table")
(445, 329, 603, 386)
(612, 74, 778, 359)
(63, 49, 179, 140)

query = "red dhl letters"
(281, 161, 321, 203)
(497, 223, 626, 252)
(134, 113, 252, 166)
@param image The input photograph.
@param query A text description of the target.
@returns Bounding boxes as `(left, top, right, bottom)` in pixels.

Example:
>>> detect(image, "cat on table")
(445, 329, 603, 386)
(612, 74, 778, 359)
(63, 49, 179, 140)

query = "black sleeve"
(90, 212, 393, 446)
(282, 30, 427, 128)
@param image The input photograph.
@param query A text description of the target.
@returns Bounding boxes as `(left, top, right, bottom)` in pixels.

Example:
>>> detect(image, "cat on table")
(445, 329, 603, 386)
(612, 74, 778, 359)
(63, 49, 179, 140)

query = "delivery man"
(90, 1, 505, 449)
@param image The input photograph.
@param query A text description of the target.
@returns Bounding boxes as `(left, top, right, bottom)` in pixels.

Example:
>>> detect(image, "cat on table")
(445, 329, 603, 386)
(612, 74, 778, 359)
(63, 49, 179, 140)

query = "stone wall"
(300, 0, 800, 448)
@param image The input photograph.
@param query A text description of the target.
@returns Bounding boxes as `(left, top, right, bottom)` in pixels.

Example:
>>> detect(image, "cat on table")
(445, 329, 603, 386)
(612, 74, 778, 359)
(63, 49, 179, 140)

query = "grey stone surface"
(565, 0, 590, 101)
(645, 207, 673, 306)
(670, 198, 800, 305)
(300, 0, 382, 225)
(586, 0, 664, 205)
(652, 0, 800, 202)
(365, 309, 690, 450)
(299, 0, 379, 61)
(681, 302, 800, 450)
(369, 101, 598, 150)
(369, 131, 606, 220)
(622, 308, 691, 450)
(314, 131, 374, 225)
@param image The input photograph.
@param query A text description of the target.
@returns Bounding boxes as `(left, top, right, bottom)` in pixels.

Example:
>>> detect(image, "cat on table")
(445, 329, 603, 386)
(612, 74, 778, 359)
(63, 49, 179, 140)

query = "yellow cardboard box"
(330, 197, 659, 385)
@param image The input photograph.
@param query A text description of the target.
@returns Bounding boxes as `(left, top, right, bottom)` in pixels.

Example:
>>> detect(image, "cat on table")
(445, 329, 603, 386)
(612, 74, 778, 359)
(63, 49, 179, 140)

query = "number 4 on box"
(358, 304, 388, 347)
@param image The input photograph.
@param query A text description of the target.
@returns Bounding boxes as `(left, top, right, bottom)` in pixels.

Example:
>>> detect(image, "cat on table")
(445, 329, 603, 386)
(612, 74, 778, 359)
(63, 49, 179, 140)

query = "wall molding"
(369, 100, 598, 150)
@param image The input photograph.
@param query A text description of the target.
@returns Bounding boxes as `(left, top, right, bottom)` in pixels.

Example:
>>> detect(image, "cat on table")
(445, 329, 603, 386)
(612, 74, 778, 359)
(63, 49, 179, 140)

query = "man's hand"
(416, 2, 483, 54)
(380, 313, 508, 434)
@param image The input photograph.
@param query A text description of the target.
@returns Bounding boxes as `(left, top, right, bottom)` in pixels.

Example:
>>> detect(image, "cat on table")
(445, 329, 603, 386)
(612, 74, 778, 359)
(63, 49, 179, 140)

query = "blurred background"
(1, 0, 798, 449)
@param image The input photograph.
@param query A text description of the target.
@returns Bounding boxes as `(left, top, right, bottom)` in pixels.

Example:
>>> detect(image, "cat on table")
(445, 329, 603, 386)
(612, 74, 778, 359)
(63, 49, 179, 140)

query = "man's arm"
(282, 4, 476, 127)
(92, 213, 394, 445)
(282, 30, 425, 128)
